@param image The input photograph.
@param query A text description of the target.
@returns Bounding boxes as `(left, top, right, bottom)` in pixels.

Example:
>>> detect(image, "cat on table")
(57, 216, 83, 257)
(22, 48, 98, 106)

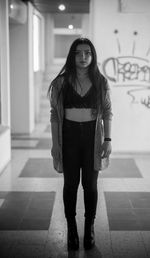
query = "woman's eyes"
(75, 51, 92, 56)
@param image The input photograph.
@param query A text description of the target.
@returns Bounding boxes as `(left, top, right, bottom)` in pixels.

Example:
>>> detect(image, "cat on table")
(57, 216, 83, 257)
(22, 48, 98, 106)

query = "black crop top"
(63, 83, 97, 109)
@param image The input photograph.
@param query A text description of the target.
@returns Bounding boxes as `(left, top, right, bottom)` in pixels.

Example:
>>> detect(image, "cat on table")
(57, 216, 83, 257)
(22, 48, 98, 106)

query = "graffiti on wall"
(102, 30, 150, 108)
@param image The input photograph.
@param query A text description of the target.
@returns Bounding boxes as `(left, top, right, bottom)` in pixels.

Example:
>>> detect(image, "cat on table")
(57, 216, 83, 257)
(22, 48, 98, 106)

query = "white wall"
(33, 9, 45, 122)
(42, 0, 150, 152)
(0, 0, 11, 127)
(34, 71, 44, 122)
(9, 2, 34, 134)
(91, 0, 150, 152)
(0, 0, 11, 173)
(91, 0, 150, 61)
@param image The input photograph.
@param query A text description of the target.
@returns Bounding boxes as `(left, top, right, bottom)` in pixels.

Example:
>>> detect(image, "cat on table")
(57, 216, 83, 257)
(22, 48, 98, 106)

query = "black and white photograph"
(0, 0, 150, 257)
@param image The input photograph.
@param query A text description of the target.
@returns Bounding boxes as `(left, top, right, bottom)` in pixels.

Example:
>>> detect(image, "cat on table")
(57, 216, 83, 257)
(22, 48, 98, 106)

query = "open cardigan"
(49, 76, 113, 173)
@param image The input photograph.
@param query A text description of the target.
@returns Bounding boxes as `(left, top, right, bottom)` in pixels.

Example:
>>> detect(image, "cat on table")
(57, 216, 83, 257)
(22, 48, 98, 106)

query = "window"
(33, 14, 40, 71)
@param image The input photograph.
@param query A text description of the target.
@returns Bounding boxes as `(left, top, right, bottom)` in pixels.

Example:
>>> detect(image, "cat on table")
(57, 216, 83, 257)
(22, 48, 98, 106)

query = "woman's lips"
(80, 61, 87, 64)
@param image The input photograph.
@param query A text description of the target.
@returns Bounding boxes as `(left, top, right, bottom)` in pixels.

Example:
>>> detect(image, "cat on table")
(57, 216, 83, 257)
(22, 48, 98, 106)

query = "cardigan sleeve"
(102, 81, 113, 120)
(49, 82, 59, 123)
(49, 76, 64, 123)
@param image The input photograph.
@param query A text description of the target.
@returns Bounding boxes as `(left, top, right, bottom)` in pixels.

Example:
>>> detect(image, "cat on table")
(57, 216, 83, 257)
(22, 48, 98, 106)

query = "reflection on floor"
(1, 89, 150, 257)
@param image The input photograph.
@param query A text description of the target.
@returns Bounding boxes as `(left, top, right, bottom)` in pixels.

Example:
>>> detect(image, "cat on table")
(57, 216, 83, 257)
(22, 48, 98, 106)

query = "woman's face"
(75, 44, 92, 69)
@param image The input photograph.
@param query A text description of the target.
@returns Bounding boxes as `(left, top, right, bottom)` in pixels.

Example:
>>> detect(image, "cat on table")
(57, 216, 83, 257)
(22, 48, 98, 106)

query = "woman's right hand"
(51, 144, 60, 160)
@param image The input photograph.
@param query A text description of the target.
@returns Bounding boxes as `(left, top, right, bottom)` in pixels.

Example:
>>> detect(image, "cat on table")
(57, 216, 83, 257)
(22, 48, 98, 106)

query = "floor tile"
(11, 139, 38, 148)
(123, 178, 150, 191)
(0, 192, 8, 198)
(11, 243, 45, 258)
(0, 199, 4, 207)
(12, 138, 51, 149)
(0, 191, 55, 230)
(111, 231, 148, 258)
(109, 218, 141, 231)
(36, 138, 51, 149)
(0, 244, 13, 258)
(19, 158, 62, 178)
(105, 192, 150, 231)
(141, 232, 150, 257)
(15, 231, 48, 245)
(19, 218, 50, 230)
(101, 178, 127, 191)
(107, 208, 137, 220)
(104, 192, 132, 209)
(101, 158, 142, 178)
(135, 159, 150, 178)
(134, 208, 150, 220)
(127, 192, 150, 208)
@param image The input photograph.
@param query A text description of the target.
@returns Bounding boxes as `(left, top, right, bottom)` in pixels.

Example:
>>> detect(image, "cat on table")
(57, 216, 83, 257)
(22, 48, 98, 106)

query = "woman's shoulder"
(48, 74, 64, 98)
(99, 73, 109, 90)
(51, 74, 65, 89)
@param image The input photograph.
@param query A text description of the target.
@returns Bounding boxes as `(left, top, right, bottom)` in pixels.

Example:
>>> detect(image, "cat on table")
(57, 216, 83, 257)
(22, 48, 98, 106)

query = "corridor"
(1, 0, 150, 257)
(0, 78, 150, 258)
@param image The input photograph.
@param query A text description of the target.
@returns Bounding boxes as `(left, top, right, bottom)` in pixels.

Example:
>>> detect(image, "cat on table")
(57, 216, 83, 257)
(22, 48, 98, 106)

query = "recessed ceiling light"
(10, 4, 14, 9)
(68, 24, 74, 30)
(58, 4, 66, 11)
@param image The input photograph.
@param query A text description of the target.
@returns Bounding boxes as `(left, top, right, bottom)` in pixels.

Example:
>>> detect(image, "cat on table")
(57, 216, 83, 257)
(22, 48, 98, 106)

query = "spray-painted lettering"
(102, 56, 150, 84)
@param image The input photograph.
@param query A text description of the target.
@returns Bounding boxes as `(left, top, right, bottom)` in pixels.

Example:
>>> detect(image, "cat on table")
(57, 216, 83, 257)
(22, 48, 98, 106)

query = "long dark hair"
(48, 37, 108, 111)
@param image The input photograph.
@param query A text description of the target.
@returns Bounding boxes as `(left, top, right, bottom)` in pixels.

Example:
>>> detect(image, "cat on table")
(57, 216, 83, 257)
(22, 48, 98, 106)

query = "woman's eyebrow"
(76, 49, 91, 52)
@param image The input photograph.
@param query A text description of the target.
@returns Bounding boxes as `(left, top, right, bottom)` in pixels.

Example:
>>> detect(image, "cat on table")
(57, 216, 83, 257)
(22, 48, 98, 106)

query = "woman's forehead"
(76, 44, 91, 51)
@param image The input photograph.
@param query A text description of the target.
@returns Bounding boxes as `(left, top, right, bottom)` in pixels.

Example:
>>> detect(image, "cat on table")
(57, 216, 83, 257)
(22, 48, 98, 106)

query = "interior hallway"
(0, 78, 150, 258)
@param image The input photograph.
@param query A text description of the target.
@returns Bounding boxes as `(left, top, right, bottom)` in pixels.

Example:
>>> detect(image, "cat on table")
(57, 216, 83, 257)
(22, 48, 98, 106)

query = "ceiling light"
(68, 24, 74, 30)
(58, 4, 66, 11)
(10, 4, 14, 9)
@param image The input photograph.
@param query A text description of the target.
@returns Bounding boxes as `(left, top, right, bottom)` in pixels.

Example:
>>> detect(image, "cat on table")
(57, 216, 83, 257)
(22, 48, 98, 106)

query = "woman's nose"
(81, 51, 86, 59)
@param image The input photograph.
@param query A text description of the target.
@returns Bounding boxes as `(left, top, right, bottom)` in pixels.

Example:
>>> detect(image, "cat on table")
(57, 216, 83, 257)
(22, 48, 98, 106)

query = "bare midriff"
(65, 108, 96, 122)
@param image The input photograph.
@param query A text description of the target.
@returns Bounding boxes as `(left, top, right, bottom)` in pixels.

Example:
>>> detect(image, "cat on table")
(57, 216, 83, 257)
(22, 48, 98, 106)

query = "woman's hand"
(101, 141, 112, 158)
(51, 144, 60, 160)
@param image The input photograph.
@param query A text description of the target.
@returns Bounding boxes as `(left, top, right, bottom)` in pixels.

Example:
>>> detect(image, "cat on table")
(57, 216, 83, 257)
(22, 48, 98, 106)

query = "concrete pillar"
(44, 13, 54, 78)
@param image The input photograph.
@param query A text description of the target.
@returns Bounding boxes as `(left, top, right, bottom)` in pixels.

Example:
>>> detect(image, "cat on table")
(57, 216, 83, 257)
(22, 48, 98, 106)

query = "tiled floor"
(0, 83, 150, 257)
(0, 125, 150, 258)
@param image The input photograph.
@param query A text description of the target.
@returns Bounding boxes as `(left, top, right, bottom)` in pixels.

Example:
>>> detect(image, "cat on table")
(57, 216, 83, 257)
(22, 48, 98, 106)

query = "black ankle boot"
(83, 219, 95, 250)
(67, 219, 79, 250)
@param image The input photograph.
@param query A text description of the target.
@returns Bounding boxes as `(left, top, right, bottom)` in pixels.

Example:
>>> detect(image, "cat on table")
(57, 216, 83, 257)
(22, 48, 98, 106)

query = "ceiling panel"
(32, 0, 90, 13)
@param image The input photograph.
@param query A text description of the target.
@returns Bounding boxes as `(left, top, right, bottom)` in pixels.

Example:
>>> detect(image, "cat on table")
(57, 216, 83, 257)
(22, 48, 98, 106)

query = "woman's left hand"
(101, 141, 112, 158)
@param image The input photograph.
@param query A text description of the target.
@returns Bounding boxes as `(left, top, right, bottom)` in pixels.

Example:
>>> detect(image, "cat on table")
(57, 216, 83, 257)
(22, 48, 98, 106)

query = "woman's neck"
(76, 68, 88, 79)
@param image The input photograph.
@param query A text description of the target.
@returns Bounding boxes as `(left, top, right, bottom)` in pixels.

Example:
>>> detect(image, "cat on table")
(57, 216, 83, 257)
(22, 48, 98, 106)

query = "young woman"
(48, 38, 113, 250)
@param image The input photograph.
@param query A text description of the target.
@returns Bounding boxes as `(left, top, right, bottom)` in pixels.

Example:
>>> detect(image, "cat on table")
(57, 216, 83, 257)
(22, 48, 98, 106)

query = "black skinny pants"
(62, 118, 99, 221)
